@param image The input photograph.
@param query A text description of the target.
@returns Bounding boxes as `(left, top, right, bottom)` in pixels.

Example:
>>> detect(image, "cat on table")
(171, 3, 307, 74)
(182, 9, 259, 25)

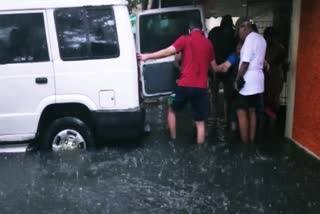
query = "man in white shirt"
(235, 18, 267, 144)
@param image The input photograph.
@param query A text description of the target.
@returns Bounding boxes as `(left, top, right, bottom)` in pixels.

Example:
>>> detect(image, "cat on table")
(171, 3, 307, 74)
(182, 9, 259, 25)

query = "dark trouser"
(211, 73, 234, 126)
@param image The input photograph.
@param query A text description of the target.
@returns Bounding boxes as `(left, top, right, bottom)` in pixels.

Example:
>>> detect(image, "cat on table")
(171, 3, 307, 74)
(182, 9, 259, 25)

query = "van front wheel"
(40, 117, 94, 152)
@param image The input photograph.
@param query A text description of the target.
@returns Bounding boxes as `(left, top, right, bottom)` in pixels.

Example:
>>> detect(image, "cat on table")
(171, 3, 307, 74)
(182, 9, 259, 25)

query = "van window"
(139, 10, 201, 53)
(55, 7, 119, 61)
(0, 13, 49, 64)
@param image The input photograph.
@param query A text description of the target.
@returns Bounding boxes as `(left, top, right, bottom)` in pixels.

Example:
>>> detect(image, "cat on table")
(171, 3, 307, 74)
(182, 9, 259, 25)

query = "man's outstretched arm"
(139, 46, 177, 61)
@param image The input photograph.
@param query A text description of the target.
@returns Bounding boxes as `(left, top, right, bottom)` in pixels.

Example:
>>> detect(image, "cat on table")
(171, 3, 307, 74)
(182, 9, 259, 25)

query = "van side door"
(0, 11, 55, 140)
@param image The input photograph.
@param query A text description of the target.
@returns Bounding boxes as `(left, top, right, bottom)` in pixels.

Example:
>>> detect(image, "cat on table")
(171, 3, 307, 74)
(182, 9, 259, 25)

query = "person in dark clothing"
(263, 27, 287, 121)
(218, 42, 243, 131)
(208, 15, 237, 129)
(252, 23, 259, 33)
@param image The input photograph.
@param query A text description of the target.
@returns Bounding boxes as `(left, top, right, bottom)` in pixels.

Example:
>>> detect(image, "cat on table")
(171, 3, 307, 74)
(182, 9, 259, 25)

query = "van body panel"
(0, 3, 143, 143)
(0, 10, 55, 136)
(54, 95, 98, 111)
(48, 5, 140, 111)
(1, 0, 127, 11)
(0, 134, 35, 142)
(93, 107, 145, 140)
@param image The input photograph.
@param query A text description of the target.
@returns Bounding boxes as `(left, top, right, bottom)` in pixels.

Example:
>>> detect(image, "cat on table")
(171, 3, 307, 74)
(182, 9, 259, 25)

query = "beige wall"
(285, 0, 300, 138)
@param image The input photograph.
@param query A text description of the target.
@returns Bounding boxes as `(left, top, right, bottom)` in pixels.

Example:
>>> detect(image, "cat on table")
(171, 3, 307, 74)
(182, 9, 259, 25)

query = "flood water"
(0, 102, 319, 214)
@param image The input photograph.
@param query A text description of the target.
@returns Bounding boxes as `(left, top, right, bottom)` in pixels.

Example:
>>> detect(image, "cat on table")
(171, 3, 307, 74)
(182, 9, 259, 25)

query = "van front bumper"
(92, 107, 145, 140)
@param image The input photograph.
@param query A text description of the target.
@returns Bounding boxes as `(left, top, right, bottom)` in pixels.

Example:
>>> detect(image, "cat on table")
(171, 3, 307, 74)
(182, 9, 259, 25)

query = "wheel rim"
(52, 129, 87, 152)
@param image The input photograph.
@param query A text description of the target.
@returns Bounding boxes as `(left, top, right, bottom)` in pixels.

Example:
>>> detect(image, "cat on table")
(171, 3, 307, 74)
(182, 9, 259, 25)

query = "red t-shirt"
(172, 30, 215, 89)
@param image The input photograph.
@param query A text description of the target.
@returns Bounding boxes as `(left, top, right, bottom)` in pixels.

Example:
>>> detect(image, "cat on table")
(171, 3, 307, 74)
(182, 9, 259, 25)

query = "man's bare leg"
(195, 121, 206, 144)
(249, 108, 257, 143)
(237, 109, 249, 143)
(167, 107, 176, 140)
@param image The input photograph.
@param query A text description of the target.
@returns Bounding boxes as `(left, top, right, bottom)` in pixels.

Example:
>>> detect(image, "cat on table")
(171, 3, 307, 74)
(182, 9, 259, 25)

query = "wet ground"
(0, 102, 319, 214)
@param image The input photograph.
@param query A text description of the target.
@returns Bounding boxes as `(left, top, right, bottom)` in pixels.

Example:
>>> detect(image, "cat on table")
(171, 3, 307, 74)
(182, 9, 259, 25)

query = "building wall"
(293, 0, 320, 156)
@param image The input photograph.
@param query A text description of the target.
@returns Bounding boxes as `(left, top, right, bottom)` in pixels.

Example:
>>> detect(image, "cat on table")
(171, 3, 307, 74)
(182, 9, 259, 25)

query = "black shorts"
(237, 93, 263, 110)
(168, 87, 209, 121)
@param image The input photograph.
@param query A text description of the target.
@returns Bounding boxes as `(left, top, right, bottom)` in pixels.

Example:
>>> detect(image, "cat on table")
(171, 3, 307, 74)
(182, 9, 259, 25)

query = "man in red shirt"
(139, 20, 221, 144)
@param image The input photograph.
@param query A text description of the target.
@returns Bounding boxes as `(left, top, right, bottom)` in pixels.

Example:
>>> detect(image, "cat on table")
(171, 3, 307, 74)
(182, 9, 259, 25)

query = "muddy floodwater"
(0, 103, 319, 214)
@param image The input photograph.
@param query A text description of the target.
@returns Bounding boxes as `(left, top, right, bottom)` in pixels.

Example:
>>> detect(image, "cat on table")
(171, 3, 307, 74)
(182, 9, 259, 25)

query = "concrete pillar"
(285, 0, 301, 138)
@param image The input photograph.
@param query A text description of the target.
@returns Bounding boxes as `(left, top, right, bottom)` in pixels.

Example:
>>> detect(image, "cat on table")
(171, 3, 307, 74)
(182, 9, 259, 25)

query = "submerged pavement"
(0, 102, 319, 214)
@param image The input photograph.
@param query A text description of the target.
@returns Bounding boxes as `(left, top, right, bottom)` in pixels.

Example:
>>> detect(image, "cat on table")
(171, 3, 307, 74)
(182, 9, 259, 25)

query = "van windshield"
(139, 10, 201, 53)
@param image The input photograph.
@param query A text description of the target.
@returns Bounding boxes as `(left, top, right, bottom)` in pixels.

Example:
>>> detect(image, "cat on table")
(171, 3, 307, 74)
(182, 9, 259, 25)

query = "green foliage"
(128, 0, 142, 11)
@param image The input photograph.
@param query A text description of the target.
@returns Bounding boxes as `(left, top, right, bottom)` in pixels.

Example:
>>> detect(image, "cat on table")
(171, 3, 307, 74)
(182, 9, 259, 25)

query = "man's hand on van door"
(137, 53, 150, 62)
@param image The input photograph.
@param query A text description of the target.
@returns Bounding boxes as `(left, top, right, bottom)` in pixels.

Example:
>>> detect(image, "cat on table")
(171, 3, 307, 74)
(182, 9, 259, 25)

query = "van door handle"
(35, 77, 48, 84)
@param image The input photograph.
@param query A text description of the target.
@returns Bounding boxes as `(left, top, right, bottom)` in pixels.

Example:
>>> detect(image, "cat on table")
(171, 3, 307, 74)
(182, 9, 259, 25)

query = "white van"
(0, 0, 144, 151)
(0, 0, 204, 152)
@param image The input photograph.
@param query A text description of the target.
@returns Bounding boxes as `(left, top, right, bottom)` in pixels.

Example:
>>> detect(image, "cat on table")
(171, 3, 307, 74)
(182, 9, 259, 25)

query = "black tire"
(39, 117, 94, 151)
